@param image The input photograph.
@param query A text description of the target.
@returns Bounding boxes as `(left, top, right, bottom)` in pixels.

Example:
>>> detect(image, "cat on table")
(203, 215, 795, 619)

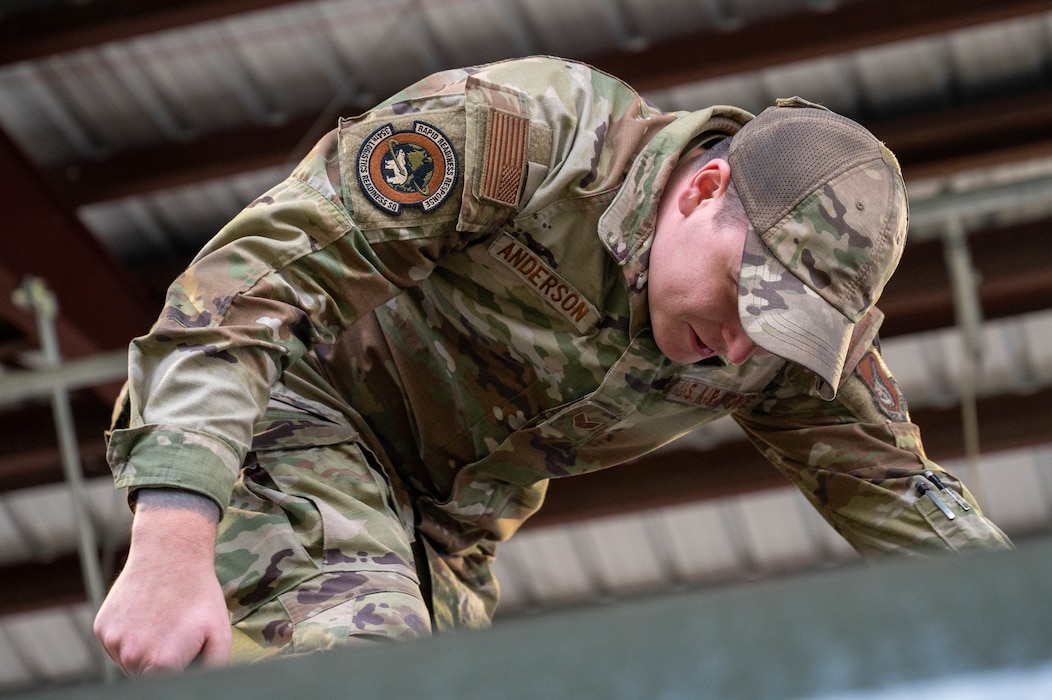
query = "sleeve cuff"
(106, 424, 244, 516)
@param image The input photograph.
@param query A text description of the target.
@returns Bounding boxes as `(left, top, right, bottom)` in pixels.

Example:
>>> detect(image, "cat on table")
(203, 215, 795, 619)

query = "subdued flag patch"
(478, 108, 529, 207)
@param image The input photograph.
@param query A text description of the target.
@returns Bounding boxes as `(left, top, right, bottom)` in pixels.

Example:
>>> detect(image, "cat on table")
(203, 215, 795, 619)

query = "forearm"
(735, 351, 1012, 556)
(96, 487, 231, 676)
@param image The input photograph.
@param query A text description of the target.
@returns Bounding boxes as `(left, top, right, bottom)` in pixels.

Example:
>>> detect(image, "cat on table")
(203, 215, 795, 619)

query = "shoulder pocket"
(459, 77, 552, 232)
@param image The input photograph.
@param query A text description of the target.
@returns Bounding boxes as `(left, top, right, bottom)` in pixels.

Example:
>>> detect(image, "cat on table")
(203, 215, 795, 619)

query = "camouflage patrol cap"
(730, 97, 909, 400)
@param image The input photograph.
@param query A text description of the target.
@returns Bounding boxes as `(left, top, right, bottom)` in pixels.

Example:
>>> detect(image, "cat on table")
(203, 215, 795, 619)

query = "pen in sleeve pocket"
(917, 481, 956, 520)
(924, 470, 971, 511)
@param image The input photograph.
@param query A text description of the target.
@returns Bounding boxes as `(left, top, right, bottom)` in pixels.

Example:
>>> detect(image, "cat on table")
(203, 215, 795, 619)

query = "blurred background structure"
(1, 0, 1051, 693)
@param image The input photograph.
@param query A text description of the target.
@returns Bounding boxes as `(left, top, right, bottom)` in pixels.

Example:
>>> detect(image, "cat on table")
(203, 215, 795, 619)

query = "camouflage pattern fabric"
(732, 99, 910, 398)
(229, 575, 431, 662)
(215, 418, 431, 649)
(106, 56, 1011, 659)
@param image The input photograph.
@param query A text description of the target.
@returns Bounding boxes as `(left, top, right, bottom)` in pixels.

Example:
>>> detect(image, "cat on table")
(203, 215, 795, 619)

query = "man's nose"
(723, 326, 759, 365)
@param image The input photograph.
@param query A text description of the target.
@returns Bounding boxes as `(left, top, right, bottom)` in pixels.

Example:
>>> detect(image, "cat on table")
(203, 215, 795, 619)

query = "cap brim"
(737, 227, 853, 400)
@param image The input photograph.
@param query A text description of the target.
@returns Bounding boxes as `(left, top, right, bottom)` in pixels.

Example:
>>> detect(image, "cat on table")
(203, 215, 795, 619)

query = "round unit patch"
(356, 120, 458, 214)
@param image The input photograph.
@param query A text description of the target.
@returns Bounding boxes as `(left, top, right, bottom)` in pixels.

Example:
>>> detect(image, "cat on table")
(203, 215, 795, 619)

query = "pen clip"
(924, 470, 971, 511)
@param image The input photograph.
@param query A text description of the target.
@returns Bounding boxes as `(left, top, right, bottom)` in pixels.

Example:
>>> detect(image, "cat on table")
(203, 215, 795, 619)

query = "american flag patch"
(478, 108, 529, 207)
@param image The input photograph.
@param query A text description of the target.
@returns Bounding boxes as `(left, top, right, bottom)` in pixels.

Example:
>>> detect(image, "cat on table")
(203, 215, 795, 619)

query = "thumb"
(195, 627, 232, 669)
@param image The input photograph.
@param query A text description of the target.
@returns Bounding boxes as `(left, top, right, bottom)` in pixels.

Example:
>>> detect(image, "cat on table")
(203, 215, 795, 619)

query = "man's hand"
(94, 489, 231, 676)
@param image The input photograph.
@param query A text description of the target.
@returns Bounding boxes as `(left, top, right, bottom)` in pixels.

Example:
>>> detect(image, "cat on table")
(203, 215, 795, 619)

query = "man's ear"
(679, 158, 732, 216)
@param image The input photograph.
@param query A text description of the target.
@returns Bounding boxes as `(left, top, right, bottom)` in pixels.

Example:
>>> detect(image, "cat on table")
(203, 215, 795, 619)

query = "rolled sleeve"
(107, 424, 244, 514)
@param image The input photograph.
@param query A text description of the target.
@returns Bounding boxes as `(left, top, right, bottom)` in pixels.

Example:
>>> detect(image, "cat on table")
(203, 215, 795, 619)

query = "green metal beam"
(22, 537, 1052, 700)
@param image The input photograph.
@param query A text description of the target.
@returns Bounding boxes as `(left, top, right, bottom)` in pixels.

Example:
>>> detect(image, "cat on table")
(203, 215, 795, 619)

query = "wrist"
(134, 487, 221, 522)
(129, 489, 221, 566)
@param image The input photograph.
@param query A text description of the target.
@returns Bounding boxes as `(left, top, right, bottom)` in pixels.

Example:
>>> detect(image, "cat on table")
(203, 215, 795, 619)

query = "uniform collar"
(598, 106, 754, 310)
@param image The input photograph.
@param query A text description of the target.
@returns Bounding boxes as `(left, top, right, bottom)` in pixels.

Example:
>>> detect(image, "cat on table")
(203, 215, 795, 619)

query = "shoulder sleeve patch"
(855, 350, 910, 422)
(338, 109, 465, 232)
(356, 120, 459, 214)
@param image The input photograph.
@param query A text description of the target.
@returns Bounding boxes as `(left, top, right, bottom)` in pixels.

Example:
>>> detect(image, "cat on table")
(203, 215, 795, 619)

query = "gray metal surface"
(18, 536, 1052, 700)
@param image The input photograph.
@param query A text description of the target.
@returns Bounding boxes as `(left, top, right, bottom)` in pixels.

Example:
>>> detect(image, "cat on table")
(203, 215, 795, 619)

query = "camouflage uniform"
(106, 56, 1011, 660)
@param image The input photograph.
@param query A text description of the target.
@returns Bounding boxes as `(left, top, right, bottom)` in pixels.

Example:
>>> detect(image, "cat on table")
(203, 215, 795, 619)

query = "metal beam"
(0, 0, 305, 65)
(0, 398, 112, 493)
(48, 110, 344, 207)
(586, 0, 1052, 91)
(880, 215, 1052, 337)
(0, 129, 156, 364)
(0, 552, 87, 617)
(0, 350, 127, 406)
(886, 89, 1052, 182)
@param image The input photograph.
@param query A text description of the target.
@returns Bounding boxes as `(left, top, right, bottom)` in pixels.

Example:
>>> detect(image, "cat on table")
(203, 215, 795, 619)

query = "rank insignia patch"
(357, 121, 458, 214)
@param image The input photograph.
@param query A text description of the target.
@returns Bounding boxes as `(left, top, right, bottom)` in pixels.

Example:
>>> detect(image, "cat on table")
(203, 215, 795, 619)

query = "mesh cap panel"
(730, 107, 879, 235)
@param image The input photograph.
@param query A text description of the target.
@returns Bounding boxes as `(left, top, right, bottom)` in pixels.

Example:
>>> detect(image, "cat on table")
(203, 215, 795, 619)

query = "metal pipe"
(12, 277, 116, 680)
(719, 498, 760, 577)
(909, 173, 1052, 240)
(0, 349, 127, 406)
(942, 221, 984, 499)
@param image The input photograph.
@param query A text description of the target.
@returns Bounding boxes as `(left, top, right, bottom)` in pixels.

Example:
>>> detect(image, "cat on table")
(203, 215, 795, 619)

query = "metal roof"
(2, 0, 1052, 693)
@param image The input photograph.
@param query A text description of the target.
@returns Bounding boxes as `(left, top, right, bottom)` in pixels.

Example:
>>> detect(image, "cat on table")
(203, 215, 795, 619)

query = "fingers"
(93, 622, 185, 677)
(94, 598, 231, 677)
(196, 625, 233, 669)
(95, 629, 219, 678)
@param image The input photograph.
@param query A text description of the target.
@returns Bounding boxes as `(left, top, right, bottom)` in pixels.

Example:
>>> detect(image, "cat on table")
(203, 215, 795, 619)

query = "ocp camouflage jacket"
(107, 56, 1010, 631)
